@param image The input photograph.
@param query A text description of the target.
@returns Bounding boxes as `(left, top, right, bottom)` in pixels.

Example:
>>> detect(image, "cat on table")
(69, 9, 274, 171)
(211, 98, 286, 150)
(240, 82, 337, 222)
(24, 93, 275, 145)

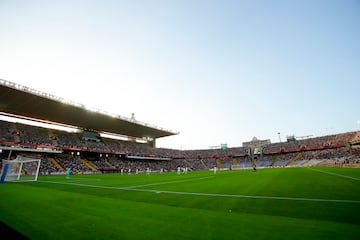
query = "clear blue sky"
(0, 0, 359, 149)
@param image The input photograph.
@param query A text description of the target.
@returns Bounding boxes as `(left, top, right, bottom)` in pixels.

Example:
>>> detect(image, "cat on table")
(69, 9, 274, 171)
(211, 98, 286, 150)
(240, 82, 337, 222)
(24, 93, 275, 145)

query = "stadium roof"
(0, 79, 178, 139)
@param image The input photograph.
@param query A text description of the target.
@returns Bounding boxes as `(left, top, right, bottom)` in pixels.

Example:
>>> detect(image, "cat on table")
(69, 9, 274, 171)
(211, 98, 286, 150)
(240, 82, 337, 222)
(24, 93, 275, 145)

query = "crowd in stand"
(1, 120, 360, 175)
(39, 156, 60, 174)
(0, 121, 14, 142)
(262, 132, 360, 154)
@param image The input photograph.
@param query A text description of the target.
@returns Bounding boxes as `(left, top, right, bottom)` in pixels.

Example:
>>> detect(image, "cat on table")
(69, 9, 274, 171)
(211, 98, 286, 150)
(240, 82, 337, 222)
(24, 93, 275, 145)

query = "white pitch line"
(123, 176, 214, 189)
(309, 168, 360, 181)
(39, 180, 360, 204)
(66, 178, 102, 181)
(155, 190, 360, 203)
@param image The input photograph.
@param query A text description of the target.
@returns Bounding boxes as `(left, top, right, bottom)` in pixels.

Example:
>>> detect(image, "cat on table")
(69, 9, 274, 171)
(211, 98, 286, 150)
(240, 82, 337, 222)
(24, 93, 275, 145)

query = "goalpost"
(0, 156, 41, 183)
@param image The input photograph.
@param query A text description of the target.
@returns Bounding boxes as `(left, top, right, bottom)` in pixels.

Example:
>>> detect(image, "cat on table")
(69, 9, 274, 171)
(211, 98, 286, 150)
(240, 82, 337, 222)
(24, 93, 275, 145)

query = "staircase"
(105, 159, 114, 167)
(286, 152, 302, 166)
(185, 159, 193, 169)
(232, 158, 237, 166)
(48, 157, 65, 172)
(271, 154, 281, 166)
(216, 158, 222, 169)
(81, 159, 98, 172)
(200, 159, 208, 169)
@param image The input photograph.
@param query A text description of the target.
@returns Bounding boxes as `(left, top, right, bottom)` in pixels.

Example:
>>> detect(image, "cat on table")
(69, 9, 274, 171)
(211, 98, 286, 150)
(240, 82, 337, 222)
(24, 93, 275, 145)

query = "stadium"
(0, 79, 360, 239)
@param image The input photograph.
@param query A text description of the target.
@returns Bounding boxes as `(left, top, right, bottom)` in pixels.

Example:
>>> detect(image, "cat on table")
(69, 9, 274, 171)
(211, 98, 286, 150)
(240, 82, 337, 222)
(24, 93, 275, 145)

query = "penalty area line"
(39, 180, 360, 204)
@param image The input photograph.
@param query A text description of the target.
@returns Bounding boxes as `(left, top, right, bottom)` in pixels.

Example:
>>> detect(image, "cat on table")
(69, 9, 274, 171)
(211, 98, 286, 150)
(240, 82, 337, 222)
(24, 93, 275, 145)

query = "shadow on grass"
(0, 221, 29, 240)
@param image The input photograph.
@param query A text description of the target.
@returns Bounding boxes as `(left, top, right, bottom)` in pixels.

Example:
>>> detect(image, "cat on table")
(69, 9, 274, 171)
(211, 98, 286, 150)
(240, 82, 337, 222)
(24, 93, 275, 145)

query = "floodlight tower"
(130, 113, 136, 122)
(277, 132, 281, 143)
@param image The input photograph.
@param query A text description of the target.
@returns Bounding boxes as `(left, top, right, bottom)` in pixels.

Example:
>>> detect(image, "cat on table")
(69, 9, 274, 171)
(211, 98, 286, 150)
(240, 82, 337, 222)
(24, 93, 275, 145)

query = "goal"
(0, 156, 41, 183)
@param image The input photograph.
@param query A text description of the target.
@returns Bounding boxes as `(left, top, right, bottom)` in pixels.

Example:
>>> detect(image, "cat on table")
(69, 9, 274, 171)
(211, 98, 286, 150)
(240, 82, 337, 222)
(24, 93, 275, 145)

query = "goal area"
(0, 156, 41, 183)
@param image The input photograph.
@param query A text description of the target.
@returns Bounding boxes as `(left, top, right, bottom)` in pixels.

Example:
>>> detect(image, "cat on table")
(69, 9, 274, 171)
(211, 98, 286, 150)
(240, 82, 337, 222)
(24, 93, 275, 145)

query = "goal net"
(0, 156, 41, 183)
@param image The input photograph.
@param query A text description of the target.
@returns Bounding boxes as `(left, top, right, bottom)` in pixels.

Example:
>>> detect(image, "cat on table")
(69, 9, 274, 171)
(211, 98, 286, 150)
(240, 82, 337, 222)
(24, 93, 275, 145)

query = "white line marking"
(66, 178, 102, 181)
(154, 190, 360, 203)
(39, 180, 360, 204)
(309, 168, 360, 181)
(123, 176, 214, 189)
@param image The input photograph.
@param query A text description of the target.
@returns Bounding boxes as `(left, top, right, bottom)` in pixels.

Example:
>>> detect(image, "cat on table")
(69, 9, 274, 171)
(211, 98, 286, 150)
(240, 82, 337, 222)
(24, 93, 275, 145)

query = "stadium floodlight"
(0, 156, 41, 183)
(277, 132, 281, 143)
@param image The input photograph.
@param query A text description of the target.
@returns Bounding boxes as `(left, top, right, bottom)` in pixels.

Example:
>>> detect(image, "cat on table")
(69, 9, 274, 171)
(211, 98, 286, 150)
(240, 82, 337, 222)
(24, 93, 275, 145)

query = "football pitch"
(1, 167, 360, 239)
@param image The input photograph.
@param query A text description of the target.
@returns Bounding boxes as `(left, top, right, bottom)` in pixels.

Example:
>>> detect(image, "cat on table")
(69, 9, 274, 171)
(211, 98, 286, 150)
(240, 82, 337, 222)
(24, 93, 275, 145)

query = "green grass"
(1, 167, 360, 239)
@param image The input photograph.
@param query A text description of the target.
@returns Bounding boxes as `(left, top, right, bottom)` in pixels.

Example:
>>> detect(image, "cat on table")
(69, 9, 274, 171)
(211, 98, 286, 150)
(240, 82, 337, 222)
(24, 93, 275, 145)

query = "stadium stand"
(1, 78, 360, 174)
(1, 117, 360, 175)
